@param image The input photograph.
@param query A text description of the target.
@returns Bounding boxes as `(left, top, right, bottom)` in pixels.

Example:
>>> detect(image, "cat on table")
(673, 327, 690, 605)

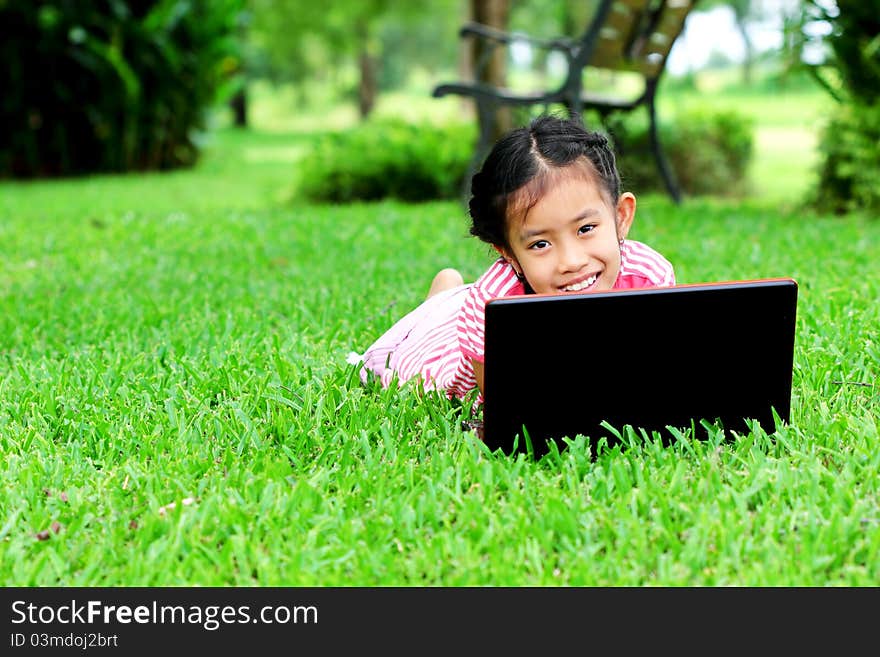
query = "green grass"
(1, 106, 879, 585)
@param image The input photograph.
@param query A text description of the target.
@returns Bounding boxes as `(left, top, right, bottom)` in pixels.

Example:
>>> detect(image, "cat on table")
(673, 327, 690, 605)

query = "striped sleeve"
(616, 240, 676, 288)
(457, 258, 522, 363)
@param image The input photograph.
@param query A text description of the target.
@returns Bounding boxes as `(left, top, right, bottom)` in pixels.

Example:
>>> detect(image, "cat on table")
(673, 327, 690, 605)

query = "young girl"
(349, 114, 675, 403)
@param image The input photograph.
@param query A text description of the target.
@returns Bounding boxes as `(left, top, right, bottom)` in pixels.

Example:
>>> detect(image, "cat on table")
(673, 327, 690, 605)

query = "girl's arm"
(473, 359, 485, 395)
(463, 358, 487, 443)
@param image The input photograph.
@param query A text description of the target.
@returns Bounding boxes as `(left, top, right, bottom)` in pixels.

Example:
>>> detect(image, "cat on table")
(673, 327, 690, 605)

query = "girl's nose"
(557, 241, 585, 273)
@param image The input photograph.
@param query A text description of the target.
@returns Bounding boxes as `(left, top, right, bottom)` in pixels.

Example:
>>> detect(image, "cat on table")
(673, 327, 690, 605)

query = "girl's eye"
(578, 224, 596, 235)
(529, 240, 549, 250)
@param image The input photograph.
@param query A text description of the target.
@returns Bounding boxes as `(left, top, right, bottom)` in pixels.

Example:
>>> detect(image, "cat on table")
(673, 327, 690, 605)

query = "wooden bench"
(433, 0, 698, 203)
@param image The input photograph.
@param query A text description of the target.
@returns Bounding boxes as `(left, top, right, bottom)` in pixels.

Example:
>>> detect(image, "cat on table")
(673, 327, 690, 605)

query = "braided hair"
(468, 114, 622, 251)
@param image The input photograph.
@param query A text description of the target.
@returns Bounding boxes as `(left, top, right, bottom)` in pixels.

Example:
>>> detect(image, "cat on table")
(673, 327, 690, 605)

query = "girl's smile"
(560, 272, 599, 292)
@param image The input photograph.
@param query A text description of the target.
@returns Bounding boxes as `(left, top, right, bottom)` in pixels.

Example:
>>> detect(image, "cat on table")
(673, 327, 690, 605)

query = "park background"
(0, 1, 877, 585)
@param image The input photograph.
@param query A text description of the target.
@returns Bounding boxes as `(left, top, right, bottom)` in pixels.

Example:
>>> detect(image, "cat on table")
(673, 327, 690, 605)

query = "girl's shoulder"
(618, 240, 675, 287)
(471, 257, 525, 299)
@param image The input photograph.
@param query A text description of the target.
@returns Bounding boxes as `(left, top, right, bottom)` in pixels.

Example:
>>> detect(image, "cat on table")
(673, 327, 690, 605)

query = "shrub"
(297, 110, 751, 203)
(794, 2, 880, 213)
(812, 102, 880, 215)
(297, 120, 475, 203)
(605, 109, 754, 197)
(0, 0, 242, 178)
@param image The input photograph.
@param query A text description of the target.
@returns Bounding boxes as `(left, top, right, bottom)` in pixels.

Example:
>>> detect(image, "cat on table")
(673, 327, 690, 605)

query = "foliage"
(792, 1, 880, 214)
(605, 108, 754, 197)
(297, 120, 475, 203)
(246, 0, 460, 115)
(0, 0, 243, 178)
(796, 0, 880, 105)
(812, 102, 880, 214)
(296, 107, 752, 204)
(248, 0, 391, 78)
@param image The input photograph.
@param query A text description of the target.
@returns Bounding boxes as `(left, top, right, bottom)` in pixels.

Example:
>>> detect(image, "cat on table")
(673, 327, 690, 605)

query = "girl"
(349, 114, 675, 403)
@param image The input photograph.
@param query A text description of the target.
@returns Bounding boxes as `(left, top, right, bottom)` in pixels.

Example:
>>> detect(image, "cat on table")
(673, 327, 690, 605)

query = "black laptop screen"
(481, 279, 798, 457)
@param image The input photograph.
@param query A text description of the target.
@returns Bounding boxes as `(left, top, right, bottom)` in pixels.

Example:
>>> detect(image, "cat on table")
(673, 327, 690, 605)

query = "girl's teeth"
(565, 275, 597, 291)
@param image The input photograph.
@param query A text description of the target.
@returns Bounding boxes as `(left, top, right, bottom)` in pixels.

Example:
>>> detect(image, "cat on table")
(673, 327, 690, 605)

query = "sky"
(666, 0, 817, 75)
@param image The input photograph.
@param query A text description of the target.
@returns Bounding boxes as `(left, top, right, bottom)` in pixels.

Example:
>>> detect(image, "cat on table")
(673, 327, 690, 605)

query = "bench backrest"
(571, 0, 695, 81)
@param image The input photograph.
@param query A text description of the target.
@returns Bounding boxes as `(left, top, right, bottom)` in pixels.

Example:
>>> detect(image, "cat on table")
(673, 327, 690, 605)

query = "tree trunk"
(229, 87, 248, 128)
(470, 0, 511, 142)
(458, 1, 475, 120)
(356, 19, 377, 120)
(734, 18, 753, 86)
(358, 49, 377, 119)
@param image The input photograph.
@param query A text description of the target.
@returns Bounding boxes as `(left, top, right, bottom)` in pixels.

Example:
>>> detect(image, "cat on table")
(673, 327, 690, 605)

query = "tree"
(228, 7, 253, 127)
(460, 0, 592, 142)
(248, 0, 456, 120)
(729, 0, 756, 83)
(470, 0, 512, 141)
(0, 0, 243, 177)
(795, 0, 880, 105)
(790, 1, 880, 213)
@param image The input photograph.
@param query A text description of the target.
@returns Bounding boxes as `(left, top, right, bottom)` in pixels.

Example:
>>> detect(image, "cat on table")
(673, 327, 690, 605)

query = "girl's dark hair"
(468, 114, 621, 249)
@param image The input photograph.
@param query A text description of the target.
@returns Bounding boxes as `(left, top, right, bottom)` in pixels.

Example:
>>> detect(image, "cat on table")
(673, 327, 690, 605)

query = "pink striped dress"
(352, 240, 674, 402)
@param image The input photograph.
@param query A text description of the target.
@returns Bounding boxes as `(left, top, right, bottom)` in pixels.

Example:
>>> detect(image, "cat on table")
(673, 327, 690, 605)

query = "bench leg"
(647, 95, 682, 204)
(460, 100, 498, 202)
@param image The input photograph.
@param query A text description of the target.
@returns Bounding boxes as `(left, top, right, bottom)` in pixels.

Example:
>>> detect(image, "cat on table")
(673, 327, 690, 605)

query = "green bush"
(298, 111, 751, 203)
(794, 2, 880, 214)
(812, 102, 880, 215)
(297, 120, 475, 203)
(605, 109, 754, 197)
(0, 0, 241, 178)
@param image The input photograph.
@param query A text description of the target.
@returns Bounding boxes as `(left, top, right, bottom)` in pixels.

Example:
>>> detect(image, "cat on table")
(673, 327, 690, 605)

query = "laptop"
(480, 278, 798, 457)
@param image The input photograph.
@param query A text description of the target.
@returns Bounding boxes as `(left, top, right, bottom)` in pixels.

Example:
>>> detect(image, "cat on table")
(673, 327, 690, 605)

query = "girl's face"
(497, 174, 635, 295)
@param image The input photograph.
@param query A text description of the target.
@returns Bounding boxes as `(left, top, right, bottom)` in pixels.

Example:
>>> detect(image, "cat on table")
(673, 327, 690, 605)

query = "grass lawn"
(1, 101, 878, 585)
